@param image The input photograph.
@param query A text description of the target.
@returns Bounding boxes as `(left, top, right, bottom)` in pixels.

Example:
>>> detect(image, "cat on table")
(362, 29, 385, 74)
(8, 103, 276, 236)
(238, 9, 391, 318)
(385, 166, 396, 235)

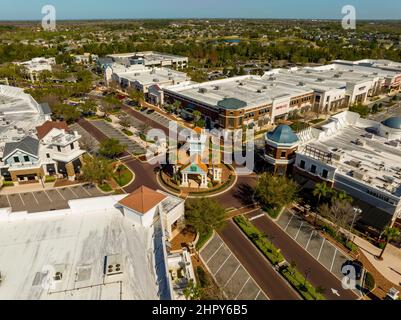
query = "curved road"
(77, 118, 358, 300)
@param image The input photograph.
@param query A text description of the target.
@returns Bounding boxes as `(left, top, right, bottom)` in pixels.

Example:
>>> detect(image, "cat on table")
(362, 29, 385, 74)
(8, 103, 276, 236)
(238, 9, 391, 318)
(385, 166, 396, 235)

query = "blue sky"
(1, 0, 400, 20)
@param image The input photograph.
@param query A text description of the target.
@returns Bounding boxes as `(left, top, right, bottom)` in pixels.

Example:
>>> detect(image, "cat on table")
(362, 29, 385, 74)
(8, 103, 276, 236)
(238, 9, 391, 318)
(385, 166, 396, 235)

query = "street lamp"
(349, 207, 362, 242)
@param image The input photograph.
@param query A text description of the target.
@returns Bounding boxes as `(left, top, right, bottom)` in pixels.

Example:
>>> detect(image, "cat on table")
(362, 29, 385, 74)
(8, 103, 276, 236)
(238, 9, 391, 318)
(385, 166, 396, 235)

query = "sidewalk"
(354, 235, 401, 287)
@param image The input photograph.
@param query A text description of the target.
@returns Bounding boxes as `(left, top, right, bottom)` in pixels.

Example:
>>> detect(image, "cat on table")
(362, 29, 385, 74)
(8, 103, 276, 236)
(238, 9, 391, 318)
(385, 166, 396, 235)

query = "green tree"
(319, 199, 357, 237)
(80, 99, 97, 115)
(183, 280, 203, 300)
(313, 182, 331, 225)
(51, 103, 81, 124)
(378, 226, 401, 260)
(81, 155, 113, 186)
(349, 103, 370, 118)
(254, 173, 298, 212)
(99, 138, 127, 159)
(185, 198, 227, 238)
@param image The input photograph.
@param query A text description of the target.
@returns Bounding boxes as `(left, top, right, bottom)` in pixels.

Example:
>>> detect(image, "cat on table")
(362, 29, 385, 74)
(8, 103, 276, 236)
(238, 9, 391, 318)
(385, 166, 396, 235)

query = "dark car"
(342, 260, 363, 280)
(147, 109, 155, 114)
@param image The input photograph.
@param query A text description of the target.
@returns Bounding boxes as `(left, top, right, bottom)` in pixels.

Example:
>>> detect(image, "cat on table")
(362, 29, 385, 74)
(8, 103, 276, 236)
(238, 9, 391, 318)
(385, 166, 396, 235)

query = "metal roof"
(381, 116, 401, 130)
(266, 125, 299, 145)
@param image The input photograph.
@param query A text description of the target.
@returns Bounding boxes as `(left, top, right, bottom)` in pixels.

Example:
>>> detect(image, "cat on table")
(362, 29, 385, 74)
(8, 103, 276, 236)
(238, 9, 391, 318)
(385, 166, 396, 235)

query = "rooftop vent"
(214, 85, 220, 90)
(199, 88, 207, 93)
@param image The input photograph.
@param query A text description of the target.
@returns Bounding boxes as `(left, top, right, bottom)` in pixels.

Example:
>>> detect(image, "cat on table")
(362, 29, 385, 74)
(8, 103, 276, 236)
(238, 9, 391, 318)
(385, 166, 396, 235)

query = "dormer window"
(57, 146, 61, 152)
(70, 143, 75, 150)
(24, 156, 30, 162)
(14, 156, 20, 163)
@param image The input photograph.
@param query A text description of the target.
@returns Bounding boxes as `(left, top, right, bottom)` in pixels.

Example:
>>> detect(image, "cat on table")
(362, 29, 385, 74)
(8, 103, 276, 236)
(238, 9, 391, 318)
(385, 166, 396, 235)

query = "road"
(246, 209, 359, 300)
(218, 220, 300, 300)
(77, 117, 358, 300)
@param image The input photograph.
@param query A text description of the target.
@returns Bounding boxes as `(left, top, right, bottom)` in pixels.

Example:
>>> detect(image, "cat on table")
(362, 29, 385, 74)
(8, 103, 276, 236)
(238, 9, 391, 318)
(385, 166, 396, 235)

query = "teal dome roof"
(381, 117, 401, 130)
(266, 125, 299, 145)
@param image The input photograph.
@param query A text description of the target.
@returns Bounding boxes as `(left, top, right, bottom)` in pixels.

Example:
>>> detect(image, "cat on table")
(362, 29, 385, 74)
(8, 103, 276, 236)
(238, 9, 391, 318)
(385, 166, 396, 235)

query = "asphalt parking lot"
(137, 108, 188, 134)
(200, 233, 268, 300)
(70, 123, 99, 153)
(0, 184, 103, 213)
(276, 210, 359, 284)
(90, 120, 146, 155)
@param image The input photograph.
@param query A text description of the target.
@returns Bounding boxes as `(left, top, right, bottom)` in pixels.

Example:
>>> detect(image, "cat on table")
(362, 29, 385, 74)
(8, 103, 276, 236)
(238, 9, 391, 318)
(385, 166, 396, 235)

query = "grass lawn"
(98, 182, 113, 192)
(113, 165, 134, 187)
(196, 228, 213, 251)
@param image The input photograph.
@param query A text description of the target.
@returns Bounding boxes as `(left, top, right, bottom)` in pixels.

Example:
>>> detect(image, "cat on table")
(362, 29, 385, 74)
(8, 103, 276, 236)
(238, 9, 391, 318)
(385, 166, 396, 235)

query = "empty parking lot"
(0, 185, 103, 213)
(90, 120, 146, 155)
(200, 233, 268, 300)
(276, 210, 364, 294)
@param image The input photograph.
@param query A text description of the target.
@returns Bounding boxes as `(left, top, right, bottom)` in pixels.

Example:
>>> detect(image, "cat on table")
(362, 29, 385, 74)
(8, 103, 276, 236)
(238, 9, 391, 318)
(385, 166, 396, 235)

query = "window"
(57, 146, 61, 152)
(70, 143, 75, 150)
(322, 169, 328, 179)
(13, 156, 20, 163)
(300, 160, 305, 169)
(281, 151, 286, 158)
(46, 153, 50, 159)
(24, 156, 30, 162)
(310, 165, 317, 174)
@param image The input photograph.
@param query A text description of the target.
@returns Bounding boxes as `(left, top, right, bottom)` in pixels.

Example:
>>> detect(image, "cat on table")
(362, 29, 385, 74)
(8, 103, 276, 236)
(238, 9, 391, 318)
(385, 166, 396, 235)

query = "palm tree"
(312, 182, 330, 226)
(378, 226, 401, 260)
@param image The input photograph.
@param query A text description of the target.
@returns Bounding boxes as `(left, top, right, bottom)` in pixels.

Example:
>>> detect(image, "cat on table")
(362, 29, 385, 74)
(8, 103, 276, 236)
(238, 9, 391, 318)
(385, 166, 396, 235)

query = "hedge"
(280, 267, 326, 300)
(234, 215, 284, 265)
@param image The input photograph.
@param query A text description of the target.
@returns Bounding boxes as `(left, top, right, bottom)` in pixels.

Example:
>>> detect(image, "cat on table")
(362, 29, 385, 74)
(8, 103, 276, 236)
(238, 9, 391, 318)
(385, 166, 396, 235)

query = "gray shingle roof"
(3, 136, 40, 159)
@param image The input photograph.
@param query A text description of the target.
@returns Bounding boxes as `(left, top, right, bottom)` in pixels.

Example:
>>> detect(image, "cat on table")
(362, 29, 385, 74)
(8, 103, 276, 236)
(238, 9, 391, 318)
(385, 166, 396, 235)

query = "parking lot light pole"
(349, 207, 362, 242)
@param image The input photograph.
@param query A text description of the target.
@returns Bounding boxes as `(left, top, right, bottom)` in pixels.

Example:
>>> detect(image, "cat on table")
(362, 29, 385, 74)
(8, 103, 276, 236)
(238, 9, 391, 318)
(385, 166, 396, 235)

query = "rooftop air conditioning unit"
(214, 85, 220, 90)
(104, 254, 123, 276)
(389, 140, 399, 148)
(353, 170, 366, 181)
(199, 88, 207, 93)
(257, 89, 262, 93)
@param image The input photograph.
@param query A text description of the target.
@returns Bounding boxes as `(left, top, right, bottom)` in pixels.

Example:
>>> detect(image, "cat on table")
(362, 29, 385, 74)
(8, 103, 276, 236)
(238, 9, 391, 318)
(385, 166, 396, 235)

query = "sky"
(1, 0, 401, 21)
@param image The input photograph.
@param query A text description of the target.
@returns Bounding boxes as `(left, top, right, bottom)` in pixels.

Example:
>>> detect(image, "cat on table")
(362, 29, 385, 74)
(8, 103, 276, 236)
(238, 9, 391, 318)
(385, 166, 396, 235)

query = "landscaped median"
(233, 215, 326, 300)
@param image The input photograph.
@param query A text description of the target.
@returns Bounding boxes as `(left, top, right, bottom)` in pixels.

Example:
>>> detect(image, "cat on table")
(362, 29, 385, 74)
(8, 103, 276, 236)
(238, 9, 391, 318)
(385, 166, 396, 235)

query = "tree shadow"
(233, 182, 256, 206)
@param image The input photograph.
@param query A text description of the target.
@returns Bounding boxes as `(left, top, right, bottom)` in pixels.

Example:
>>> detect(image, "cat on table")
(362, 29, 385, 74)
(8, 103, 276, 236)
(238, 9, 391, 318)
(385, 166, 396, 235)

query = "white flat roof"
(116, 67, 188, 87)
(298, 112, 401, 198)
(0, 86, 46, 151)
(166, 75, 312, 110)
(0, 195, 166, 300)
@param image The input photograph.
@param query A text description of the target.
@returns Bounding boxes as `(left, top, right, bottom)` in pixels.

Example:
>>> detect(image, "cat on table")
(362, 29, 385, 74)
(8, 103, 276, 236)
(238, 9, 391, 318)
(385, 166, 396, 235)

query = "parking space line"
(294, 222, 304, 240)
(305, 230, 315, 251)
(5, 194, 11, 207)
(249, 213, 265, 221)
(235, 276, 251, 300)
(254, 290, 262, 300)
(69, 187, 79, 198)
(222, 264, 241, 289)
(19, 193, 25, 206)
(31, 192, 39, 204)
(80, 185, 92, 196)
(56, 189, 66, 200)
(206, 243, 224, 264)
(284, 212, 294, 231)
(43, 190, 52, 202)
(330, 249, 338, 272)
(317, 238, 326, 260)
(213, 253, 232, 276)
